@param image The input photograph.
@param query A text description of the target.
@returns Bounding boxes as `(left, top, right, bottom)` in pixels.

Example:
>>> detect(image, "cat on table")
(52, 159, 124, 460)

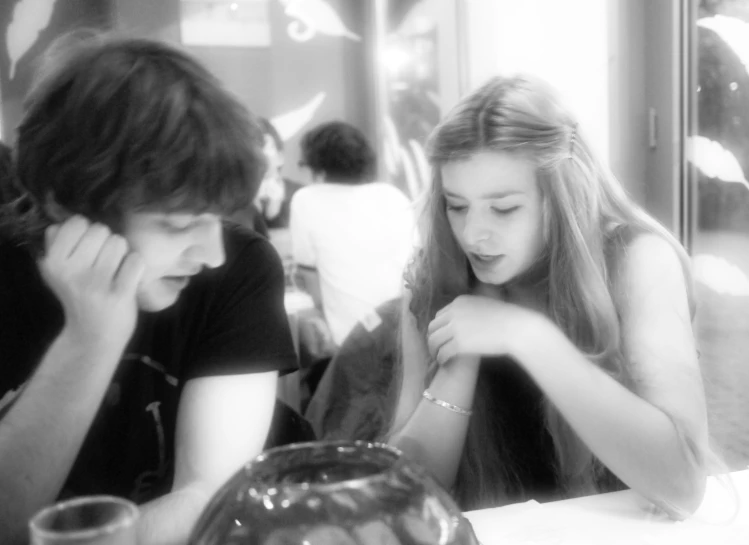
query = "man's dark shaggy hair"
(3, 31, 266, 250)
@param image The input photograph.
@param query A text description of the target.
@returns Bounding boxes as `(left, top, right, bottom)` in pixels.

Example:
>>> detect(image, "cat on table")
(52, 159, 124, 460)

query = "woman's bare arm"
(388, 293, 480, 489)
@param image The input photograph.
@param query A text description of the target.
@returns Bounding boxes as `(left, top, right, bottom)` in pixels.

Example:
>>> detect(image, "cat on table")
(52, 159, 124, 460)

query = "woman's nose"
(462, 210, 491, 247)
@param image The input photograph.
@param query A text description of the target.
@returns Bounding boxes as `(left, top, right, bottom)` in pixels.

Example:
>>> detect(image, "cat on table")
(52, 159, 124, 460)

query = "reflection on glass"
(281, 0, 361, 42)
(379, 0, 445, 200)
(180, 0, 271, 47)
(187, 441, 479, 545)
(690, 0, 749, 470)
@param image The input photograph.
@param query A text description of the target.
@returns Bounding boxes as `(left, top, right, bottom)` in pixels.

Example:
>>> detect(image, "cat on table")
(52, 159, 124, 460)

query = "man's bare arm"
(0, 217, 143, 544)
(135, 371, 277, 545)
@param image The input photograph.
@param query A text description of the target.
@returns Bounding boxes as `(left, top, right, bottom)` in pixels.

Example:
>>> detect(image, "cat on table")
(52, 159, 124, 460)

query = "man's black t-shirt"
(0, 225, 298, 503)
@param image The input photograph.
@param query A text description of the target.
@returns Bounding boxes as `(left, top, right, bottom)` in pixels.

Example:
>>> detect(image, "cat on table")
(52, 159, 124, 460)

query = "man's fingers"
(44, 224, 61, 246)
(70, 223, 113, 266)
(114, 252, 145, 294)
(93, 234, 130, 282)
(45, 215, 90, 261)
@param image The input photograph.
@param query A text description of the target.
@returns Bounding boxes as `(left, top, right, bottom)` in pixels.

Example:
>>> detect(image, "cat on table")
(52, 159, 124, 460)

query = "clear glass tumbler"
(29, 495, 139, 545)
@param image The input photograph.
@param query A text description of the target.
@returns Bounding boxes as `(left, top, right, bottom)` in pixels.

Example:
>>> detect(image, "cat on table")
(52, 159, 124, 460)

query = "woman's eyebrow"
(443, 189, 524, 199)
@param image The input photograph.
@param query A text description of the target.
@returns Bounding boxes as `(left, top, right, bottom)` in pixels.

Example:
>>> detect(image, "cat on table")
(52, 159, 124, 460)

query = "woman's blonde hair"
(403, 74, 697, 509)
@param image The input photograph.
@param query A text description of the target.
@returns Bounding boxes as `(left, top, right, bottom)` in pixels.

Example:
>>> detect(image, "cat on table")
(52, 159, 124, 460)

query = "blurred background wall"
(0, 0, 681, 228)
(0, 0, 378, 189)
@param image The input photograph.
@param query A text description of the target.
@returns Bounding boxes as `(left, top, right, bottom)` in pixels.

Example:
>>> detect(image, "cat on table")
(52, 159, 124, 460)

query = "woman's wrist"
(512, 315, 575, 379)
(440, 354, 481, 378)
(422, 389, 473, 416)
(507, 311, 559, 367)
(426, 356, 480, 418)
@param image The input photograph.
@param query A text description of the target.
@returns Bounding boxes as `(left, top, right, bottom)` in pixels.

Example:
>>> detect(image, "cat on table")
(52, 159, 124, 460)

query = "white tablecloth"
(464, 469, 749, 544)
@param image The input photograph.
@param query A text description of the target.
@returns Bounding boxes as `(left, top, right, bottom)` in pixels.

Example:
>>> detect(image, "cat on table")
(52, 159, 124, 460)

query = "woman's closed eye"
(445, 203, 520, 215)
(491, 206, 519, 216)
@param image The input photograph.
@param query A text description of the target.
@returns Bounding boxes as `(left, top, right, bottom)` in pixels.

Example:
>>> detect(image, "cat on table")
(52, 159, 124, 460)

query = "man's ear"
(43, 192, 73, 223)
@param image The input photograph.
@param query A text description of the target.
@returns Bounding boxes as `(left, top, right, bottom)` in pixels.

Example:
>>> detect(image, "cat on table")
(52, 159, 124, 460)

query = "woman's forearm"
(516, 324, 707, 517)
(390, 356, 481, 489)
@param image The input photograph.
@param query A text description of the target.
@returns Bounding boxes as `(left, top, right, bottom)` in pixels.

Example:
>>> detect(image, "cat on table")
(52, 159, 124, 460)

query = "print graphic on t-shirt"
(123, 353, 179, 387)
(122, 353, 179, 502)
(0, 381, 26, 420)
(132, 401, 167, 501)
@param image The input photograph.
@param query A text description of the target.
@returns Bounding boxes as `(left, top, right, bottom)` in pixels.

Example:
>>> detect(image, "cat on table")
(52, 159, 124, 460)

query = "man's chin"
(136, 291, 180, 312)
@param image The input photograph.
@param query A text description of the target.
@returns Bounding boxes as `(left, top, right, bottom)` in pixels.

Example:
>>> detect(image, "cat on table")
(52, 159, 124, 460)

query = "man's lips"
(162, 271, 200, 286)
(165, 268, 202, 278)
(163, 275, 189, 285)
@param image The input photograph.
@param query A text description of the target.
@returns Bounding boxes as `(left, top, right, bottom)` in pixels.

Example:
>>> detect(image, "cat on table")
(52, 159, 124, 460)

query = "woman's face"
(441, 151, 545, 286)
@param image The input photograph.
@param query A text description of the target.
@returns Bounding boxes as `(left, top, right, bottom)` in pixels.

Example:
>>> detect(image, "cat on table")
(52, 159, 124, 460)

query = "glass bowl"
(188, 440, 479, 545)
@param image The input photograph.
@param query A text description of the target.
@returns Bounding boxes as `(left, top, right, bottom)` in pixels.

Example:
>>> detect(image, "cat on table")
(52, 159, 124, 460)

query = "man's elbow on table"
(137, 482, 215, 545)
(0, 484, 43, 545)
(0, 517, 28, 545)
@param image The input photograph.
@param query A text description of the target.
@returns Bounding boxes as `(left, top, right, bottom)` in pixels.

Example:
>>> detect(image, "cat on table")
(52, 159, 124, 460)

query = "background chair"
(304, 297, 401, 442)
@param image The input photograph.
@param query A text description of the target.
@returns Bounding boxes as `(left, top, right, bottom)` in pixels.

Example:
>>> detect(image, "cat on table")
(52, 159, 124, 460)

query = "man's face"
(120, 211, 226, 311)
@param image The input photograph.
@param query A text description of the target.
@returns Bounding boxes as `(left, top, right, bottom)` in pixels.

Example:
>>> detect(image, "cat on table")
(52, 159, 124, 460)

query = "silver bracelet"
(422, 389, 473, 416)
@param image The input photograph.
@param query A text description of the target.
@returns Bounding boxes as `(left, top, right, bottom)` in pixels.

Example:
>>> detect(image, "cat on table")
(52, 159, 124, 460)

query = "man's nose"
(186, 218, 226, 269)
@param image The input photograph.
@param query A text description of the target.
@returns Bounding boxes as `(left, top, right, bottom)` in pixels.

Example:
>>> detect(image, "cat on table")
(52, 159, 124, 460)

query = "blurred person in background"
(0, 33, 298, 545)
(253, 117, 303, 230)
(290, 121, 416, 348)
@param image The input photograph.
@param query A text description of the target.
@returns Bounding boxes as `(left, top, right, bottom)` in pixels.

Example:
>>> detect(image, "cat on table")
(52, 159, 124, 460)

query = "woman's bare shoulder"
(614, 232, 687, 307)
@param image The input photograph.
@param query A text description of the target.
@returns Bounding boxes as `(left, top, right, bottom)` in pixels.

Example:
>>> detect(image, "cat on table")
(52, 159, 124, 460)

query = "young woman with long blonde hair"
(389, 75, 711, 518)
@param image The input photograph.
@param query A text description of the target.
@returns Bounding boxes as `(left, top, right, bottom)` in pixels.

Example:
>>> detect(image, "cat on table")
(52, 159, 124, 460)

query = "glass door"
(687, 0, 749, 470)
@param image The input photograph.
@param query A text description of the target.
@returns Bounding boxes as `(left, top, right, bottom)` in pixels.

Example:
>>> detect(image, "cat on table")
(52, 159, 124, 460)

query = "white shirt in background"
(290, 181, 417, 346)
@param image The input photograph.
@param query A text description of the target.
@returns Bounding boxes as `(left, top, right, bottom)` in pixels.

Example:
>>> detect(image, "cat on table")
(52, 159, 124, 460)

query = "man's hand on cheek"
(39, 215, 145, 349)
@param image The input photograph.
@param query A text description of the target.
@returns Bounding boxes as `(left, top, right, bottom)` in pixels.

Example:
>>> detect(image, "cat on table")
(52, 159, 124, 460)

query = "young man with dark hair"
(0, 34, 298, 545)
(298, 121, 377, 184)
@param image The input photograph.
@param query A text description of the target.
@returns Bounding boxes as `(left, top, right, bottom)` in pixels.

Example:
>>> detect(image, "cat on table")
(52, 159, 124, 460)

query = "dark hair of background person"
(299, 121, 377, 184)
(3, 30, 267, 252)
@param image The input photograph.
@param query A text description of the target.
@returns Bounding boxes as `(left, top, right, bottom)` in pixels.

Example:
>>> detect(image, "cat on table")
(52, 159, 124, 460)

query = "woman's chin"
(472, 267, 510, 286)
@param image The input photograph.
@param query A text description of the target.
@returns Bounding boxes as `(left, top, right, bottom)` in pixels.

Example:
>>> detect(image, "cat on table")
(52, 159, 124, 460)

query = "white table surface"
(463, 469, 749, 544)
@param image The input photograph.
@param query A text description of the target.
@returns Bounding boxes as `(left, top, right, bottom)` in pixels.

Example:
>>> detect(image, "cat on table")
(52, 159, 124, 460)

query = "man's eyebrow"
(442, 189, 524, 199)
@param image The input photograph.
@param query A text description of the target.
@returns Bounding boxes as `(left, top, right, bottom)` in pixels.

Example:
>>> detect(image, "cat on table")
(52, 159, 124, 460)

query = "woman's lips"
(469, 253, 504, 268)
